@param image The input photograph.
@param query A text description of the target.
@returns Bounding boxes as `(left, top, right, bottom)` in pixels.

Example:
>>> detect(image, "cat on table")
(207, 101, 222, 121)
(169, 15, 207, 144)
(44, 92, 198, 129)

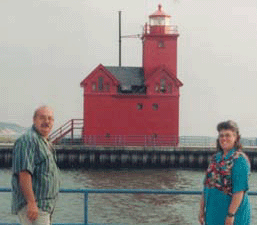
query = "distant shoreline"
(0, 136, 15, 143)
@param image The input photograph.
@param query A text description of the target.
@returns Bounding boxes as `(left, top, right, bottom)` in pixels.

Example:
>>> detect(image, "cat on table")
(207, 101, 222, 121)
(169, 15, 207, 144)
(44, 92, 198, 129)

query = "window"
(158, 41, 165, 48)
(160, 79, 166, 93)
(92, 83, 96, 91)
(151, 17, 165, 26)
(153, 103, 158, 111)
(98, 77, 103, 91)
(137, 103, 143, 110)
(105, 83, 110, 92)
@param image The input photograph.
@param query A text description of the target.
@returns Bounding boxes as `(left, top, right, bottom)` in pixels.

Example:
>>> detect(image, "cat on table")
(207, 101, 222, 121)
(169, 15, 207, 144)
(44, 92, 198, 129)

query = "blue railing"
(1, 188, 257, 225)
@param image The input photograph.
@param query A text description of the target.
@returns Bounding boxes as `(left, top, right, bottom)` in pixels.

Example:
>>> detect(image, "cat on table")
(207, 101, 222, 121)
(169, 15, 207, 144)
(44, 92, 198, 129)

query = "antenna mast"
(118, 11, 142, 67)
(119, 11, 122, 67)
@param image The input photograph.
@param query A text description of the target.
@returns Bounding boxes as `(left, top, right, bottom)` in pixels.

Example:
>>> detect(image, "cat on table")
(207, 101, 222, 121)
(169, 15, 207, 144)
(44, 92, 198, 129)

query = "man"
(11, 106, 60, 225)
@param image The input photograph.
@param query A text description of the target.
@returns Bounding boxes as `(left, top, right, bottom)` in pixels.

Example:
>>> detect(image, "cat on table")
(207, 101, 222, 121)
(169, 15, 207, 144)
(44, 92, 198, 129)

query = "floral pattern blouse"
(204, 148, 250, 196)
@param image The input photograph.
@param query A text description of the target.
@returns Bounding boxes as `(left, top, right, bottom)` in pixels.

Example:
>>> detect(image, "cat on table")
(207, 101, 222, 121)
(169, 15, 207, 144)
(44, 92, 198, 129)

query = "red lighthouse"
(80, 4, 183, 146)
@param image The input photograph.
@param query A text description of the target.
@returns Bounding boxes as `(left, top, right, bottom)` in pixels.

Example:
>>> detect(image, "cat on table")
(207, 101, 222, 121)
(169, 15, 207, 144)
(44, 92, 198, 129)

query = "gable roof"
(80, 64, 120, 87)
(105, 66, 144, 88)
(145, 65, 183, 87)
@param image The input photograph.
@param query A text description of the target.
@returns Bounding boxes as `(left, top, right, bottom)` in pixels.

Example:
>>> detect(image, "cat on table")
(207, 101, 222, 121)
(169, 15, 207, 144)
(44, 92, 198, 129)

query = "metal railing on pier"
(56, 135, 214, 147)
(1, 187, 257, 225)
(52, 134, 257, 148)
(83, 135, 180, 147)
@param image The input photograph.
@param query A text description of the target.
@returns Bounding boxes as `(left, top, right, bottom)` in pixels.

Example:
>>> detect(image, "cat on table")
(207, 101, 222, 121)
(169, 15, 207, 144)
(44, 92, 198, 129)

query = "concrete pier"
(1, 144, 256, 170)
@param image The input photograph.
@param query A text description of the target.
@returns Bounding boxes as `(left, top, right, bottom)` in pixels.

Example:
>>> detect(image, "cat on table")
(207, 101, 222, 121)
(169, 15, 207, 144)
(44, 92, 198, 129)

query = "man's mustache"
(41, 123, 50, 128)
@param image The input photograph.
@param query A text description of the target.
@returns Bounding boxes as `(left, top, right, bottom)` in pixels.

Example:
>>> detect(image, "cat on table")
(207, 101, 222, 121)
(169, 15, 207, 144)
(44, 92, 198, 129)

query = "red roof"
(149, 4, 171, 18)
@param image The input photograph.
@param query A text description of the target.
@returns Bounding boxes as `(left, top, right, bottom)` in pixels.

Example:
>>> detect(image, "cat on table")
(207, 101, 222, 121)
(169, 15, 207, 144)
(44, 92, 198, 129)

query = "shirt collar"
(32, 125, 49, 143)
(216, 148, 236, 162)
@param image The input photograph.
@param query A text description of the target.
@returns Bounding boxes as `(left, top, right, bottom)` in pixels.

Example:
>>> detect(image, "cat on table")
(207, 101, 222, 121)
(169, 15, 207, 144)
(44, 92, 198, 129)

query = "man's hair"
(33, 105, 53, 119)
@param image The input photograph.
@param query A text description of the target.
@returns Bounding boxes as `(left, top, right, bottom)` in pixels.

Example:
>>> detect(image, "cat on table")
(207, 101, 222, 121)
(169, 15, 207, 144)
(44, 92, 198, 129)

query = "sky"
(0, 0, 256, 137)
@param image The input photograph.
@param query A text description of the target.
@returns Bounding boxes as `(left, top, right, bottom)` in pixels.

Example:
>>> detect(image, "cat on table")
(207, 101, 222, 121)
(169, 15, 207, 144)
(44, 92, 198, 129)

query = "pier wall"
(1, 145, 256, 170)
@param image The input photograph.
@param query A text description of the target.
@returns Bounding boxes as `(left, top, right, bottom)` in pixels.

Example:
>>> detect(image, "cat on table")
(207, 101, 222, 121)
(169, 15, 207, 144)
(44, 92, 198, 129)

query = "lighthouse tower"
(141, 4, 183, 141)
(143, 4, 179, 80)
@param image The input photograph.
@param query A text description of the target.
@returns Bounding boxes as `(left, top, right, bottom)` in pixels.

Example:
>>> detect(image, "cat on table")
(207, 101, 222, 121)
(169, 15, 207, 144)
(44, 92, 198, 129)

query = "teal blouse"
(204, 148, 251, 225)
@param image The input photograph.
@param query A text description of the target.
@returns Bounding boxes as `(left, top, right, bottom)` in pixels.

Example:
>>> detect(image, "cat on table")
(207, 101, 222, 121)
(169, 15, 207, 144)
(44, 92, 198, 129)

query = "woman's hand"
(225, 216, 234, 225)
(198, 210, 205, 225)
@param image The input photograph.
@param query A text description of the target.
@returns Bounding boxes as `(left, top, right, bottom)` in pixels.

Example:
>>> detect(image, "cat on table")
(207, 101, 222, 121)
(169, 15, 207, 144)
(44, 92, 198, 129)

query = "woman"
(199, 120, 251, 225)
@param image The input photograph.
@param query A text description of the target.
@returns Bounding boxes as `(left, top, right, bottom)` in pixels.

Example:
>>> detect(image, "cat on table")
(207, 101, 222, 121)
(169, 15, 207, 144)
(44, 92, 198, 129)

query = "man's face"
(33, 107, 54, 138)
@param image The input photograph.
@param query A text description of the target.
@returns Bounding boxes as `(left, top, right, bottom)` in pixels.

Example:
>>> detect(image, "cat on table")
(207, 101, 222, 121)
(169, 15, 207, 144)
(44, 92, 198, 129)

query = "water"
(1, 168, 257, 224)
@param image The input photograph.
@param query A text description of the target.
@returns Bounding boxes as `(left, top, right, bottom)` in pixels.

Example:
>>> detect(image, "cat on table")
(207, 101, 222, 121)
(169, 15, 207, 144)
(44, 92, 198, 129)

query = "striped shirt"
(11, 125, 60, 214)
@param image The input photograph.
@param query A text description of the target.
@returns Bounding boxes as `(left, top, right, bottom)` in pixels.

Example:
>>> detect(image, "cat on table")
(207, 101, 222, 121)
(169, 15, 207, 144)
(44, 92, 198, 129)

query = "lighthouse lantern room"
(148, 4, 172, 34)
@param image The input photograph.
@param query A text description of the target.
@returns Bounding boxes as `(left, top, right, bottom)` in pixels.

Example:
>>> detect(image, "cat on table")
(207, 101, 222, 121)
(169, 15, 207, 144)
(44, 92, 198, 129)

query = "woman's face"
(218, 129, 237, 152)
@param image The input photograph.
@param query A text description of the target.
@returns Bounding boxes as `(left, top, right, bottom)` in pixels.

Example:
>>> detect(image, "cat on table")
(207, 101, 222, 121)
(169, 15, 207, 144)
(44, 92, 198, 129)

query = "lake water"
(1, 168, 257, 224)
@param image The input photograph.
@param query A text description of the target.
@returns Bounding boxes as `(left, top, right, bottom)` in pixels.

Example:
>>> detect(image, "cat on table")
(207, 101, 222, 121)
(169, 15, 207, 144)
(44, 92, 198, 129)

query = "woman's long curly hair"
(216, 120, 242, 152)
